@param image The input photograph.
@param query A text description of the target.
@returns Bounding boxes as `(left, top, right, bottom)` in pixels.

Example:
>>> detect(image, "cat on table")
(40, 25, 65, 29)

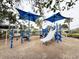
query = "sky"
(15, 0, 79, 30)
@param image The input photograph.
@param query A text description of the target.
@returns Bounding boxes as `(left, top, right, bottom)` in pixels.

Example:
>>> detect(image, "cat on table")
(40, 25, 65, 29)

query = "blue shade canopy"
(45, 12, 69, 22)
(16, 8, 40, 22)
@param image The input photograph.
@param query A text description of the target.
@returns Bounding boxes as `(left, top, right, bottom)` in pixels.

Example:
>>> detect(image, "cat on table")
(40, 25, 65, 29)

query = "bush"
(31, 29, 39, 35)
(67, 33, 79, 38)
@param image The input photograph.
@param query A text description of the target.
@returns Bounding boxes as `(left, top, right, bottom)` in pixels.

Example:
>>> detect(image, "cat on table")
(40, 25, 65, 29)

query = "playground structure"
(0, 7, 72, 48)
(0, 8, 70, 48)
(7, 7, 69, 48)
(40, 23, 62, 43)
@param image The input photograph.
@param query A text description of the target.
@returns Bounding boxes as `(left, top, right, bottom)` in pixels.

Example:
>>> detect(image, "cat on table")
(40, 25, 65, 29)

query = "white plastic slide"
(40, 29, 55, 43)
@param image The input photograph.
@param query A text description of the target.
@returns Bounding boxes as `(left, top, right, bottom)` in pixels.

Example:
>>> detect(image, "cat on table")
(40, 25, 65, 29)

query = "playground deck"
(0, 36, 79, 59)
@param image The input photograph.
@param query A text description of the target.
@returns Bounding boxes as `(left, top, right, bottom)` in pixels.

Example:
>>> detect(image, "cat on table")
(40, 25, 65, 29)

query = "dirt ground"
(0, 36, 79, 59)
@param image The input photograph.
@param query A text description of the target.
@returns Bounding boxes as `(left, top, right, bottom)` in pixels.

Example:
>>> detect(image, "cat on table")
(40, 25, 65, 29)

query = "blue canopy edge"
(16, 8, 40, 22)
(45, 12, 70, 22)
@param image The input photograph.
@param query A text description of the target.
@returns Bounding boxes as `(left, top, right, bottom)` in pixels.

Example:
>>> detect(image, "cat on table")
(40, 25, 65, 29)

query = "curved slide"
(40, 29, 55, 43)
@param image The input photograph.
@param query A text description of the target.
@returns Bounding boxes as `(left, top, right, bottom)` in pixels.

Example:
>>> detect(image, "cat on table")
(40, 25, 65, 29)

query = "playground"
(0, 36, 79, 59)
(0, 0, 79, 59)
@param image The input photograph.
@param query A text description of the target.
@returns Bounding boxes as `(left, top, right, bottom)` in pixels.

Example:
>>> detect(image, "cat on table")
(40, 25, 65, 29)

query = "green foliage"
(67, 33, 79, 38)
(0, 0, 16, 23)
(0, 31, 6, 38)
(64, 18, 72, 23)
(62, 24, 68, 29)
(32, 29, 39, 35)
(71, 28, 79, 33)
(63, 33, 79, 38)
(46, 0, 52, 8)
(36, 19, 42, 28)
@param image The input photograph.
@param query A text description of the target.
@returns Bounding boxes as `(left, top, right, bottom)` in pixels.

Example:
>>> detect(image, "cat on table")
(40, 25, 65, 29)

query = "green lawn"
(63, 33, 79, 38)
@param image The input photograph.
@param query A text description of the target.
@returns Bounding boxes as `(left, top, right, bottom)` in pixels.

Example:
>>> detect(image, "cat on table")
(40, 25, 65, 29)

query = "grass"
(63, 33, 79, 38)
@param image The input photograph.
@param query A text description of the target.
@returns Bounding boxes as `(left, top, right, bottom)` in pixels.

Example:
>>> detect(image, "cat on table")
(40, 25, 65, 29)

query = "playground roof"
(45, 12, 69, 22)
(16, 8, 40, 22)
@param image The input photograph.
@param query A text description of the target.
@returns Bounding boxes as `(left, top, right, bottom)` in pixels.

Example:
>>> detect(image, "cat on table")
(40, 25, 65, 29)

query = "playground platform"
(0, 36, 79, 59)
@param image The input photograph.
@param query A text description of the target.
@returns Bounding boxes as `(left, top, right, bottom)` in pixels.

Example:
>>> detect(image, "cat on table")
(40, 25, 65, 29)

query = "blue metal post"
(10, 29, 14, 48)
(21, 31, 24, 44)
(55, 23, 59, 43)
(54, 24, 62, 43)
(59, 24, 62, 42)
(26, 30, 30, 41)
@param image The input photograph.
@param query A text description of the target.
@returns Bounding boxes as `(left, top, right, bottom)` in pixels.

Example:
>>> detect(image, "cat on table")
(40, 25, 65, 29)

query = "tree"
(0, 0, 17, 42)
(64, 18, 72, 33)
(36, 18, 43, 28)
(0, 0, 17, 29)
(62, 24, 68, 29)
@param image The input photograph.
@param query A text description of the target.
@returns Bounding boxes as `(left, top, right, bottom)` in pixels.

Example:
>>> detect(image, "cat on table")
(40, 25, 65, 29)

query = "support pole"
(10, 29, 14, 48)
(55, 24, 62, 43)
(21, 30, 24, 44)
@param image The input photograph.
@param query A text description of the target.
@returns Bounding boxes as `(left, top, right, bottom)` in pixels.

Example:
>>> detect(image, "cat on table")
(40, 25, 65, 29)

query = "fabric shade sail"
(16, 8, 40, 22)
(45, 12, 69, 22)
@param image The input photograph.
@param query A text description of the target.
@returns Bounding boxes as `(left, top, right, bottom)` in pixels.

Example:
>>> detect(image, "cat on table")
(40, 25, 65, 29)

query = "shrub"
(67, 33, 79, 38)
